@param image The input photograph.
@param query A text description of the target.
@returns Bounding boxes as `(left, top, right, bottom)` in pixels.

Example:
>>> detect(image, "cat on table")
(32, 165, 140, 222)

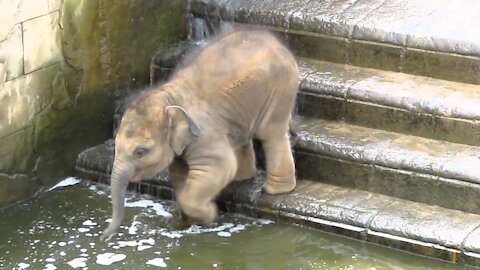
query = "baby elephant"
(102, 30, 299, 240)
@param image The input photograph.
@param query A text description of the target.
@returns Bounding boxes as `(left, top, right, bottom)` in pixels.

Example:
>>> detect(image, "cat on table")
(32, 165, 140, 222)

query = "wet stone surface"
(191, 0, 480, 57)
(293, 58, 480, 145)
(292, 116, 399, 164)
(293, 116, 480, 184)
(190, 0, 480, 83)
(369, 200, 480, 250)
(291, 0, 384, 38)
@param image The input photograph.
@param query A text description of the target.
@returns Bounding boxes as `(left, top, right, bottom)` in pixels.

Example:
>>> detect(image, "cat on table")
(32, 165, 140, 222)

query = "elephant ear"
(165, 106, 202, 155)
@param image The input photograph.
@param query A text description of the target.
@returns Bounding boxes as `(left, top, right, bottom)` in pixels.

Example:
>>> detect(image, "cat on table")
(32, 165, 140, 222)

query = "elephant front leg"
(234, 140, 257, 181)
(169, 158, 188, 197)
(261, 134, 296, 194)
(177, 149, 237, 223)
(169, 159, 189, 221)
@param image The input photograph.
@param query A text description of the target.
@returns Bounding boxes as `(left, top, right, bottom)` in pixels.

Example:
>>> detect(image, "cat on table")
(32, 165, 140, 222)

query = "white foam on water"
(124, 199, 172, 217)
(80, 249, 87, 253)
(47, 177, 80, 191)
(217, 231, 232, 237)
(256, 219, 274, 225)
(128, 221, 141, 235)
(229, 224, 246, 233)
(45, 258, 55, 263)
(146, 258, 167, 268)
(82, 220, 97, 226)
(117, 240, 138, 247)
(18, 262, 30, 269)
(44, 263, 57, 270)
(138, 245, 152, 251)
(77, 228, 90, 233)
(160, 231, 183, 239)
(159, 222, 256, 239)
(59, 252, 66, 257)
(67, 257, 87, 268)
(58, 242, 66, 247)
(96, 253, 126, 266)
(116, 238, 156, 250)
(88, 185, 106, 195)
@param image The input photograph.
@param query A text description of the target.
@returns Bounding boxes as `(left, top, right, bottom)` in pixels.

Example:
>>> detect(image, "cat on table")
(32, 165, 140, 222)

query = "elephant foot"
(178, 195, 218, 224)
(263, 176, 296, 195)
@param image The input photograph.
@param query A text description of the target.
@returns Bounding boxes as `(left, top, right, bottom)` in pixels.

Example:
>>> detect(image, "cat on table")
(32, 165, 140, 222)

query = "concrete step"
(292, 116, 480, 215)
(190, 0, 480, 85)
(152, 46, 480, 146)
(297, 58, 480, 146)
(75, 145, 480, 267)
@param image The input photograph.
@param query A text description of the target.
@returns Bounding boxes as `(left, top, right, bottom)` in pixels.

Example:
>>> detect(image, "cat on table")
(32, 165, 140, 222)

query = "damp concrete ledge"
(74, 142, 480, 267)
(292, 116, 480, 215)
(151, 42, 480, 146)
(296, 58, 480, 146)
(190, 0, 480, 84)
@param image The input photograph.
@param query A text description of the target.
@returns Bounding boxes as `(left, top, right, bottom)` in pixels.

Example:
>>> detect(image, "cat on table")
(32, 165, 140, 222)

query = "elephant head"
(102, 91, 201, 240)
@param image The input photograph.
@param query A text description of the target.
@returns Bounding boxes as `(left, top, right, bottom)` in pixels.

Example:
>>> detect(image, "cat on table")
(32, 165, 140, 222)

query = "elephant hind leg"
(259, 132, 296, 195)
(234, 140, 257, 181)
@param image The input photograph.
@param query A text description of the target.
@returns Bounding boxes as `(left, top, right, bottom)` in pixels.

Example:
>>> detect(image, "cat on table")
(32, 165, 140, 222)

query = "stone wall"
(0, 0, 186, 207)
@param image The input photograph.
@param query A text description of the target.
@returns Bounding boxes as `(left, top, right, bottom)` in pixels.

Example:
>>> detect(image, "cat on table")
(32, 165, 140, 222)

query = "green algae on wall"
(0, 0, 186, 208)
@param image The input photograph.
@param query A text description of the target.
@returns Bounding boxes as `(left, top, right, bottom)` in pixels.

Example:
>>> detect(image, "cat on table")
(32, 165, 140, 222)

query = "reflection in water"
(0, 179, 472, 269)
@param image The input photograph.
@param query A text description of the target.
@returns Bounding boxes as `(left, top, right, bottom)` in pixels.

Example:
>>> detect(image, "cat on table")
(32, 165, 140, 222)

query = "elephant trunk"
(101, 159, 133, 240)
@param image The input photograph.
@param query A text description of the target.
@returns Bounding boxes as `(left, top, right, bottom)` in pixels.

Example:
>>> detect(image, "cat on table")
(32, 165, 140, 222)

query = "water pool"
(0, 179, 473, 269)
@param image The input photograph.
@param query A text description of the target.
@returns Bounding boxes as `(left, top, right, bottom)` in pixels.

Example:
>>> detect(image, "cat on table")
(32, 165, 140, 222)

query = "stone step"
(190, 0, 480, 85)
(297, 57, 480, 146)
(152, 48, 480, 146)
(292, 116, 480, 215)
(75, 145, 480, 267)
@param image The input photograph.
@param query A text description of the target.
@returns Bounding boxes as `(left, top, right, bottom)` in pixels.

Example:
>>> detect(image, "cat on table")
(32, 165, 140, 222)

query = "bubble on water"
(45, 258, 55, 263)
(146, 258, 167, 268)
(44, 263, 57, 270)
(58, 242, 66, 247)
(217, 231, 231, 237)
(60, 252, 66, 257)
(67, 257, 87, 268)
(96, 253, 126, 266)
(82, 220, 97, 226)
(77, 228, 90, 233)
(18, 262, 30, 269)
(138, 245, 152, 251)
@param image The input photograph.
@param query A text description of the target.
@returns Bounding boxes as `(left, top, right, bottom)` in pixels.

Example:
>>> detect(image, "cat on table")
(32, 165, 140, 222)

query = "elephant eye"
(133, 146, 150, 158)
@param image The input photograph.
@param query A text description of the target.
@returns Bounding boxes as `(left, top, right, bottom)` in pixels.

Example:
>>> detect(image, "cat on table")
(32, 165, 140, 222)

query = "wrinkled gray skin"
(103, 30, 299, 240)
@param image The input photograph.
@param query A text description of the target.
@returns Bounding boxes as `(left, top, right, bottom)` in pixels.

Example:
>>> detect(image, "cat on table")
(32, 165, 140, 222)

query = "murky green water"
(0, 179, 473, 270)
